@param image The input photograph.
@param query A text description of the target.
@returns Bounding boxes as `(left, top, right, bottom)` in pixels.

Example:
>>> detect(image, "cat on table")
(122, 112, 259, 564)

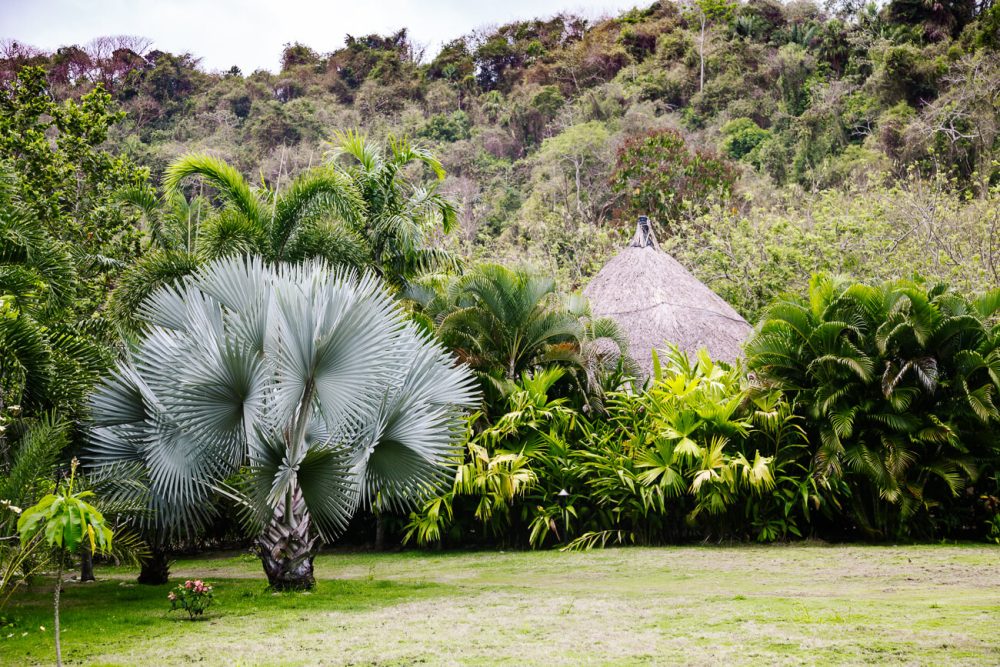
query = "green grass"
(3, 544, 999, 665)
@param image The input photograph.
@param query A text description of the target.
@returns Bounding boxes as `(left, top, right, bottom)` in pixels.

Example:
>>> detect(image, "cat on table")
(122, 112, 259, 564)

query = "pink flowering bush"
(168, 579, 214, 620)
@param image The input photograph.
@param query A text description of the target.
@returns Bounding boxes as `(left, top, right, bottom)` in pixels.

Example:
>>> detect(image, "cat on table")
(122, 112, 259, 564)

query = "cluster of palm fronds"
(112, 131, 457, 332)
(87, 256, 479, 588)
(747, 273, 1000, 538)
(404, 262, 635, 413)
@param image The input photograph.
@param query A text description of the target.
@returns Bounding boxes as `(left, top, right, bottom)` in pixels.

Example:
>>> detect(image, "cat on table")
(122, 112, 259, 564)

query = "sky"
(2, 0, 647, 72)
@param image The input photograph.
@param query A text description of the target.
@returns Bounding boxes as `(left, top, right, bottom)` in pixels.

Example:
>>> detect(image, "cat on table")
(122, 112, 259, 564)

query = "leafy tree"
(17, 458, 112, 667)
(405, 265, 631, 411)
(720, 117, 770, 159)
(912, 53, 1000, 190)
(611, 130, 735, 232)
(888, 0, 977, 40)
(419, 110, 472, 142)
(0, 66, 148, 272)
(683, 0, 736, 92)
(88, 257, 478, 589)
(527, 121, 616, 227)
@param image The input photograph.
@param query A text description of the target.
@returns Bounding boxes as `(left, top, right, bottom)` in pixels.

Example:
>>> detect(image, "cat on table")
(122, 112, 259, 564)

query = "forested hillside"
(3, 0, 997, 318)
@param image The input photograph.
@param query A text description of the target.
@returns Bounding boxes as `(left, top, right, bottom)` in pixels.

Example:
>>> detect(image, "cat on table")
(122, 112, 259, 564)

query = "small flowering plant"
(168, 579, 214, 620)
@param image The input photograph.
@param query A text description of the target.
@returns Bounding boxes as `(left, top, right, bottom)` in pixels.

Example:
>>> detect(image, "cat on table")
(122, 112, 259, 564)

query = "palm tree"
(406, 264, 631, 412)
(326, 130, 459, 290)
(111, 155, 368, 330)
(113, 135, 459, 329)
(746, 273, 1000, 537)
(87, 256, 479, 589)
(436, 264, 584, 380)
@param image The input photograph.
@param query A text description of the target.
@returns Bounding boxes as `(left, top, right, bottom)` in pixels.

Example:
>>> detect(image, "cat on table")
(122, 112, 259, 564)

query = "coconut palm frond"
(164, 153, 266, 228)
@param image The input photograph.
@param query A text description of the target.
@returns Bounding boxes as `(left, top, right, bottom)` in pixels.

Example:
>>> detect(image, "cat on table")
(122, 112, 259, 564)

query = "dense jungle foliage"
(1, 0, 999, 598)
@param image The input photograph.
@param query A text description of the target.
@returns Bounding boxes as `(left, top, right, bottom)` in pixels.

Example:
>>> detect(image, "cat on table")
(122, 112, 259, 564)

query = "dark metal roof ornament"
(629, 215, 659, 250)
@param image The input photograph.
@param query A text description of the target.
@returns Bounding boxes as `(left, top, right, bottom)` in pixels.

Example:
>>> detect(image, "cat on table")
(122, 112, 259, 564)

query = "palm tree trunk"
(53, 554, 63, 667)
(137, 547, 170, 585)
(258, 486, 316, 590)
(79, 546, 95, 582)
(375, 513, 386, 551)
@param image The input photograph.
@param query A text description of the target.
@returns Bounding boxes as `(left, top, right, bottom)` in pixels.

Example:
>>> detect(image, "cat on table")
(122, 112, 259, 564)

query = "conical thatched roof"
(583, 217, 751, 376)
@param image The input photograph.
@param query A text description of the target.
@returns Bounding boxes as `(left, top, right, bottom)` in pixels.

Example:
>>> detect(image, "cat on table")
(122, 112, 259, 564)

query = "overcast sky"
(2, 0, 646, 72)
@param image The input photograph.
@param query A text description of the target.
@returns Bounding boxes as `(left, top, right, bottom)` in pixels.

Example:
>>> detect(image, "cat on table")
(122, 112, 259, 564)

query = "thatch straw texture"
(583, 223, 751, 376)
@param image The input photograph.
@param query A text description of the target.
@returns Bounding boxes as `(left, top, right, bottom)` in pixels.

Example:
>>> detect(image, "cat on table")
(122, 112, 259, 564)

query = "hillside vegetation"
(3, 0, 997, 316)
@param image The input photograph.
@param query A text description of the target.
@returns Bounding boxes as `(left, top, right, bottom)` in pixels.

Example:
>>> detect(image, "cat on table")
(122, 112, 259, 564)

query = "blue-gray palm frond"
(87, 256, 478, 544)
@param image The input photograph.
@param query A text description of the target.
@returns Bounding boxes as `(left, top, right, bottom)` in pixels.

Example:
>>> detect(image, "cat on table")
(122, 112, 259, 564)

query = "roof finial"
(629, 215, 659, 249)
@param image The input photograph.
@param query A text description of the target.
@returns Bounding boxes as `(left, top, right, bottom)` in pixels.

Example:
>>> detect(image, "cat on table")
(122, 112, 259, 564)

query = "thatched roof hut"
(583, 217, 752, 376)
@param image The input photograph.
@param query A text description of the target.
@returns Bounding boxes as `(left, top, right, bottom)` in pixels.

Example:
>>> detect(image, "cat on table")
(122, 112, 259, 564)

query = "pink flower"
(184, 580, 193, 589)
(167, 592, 176, 601)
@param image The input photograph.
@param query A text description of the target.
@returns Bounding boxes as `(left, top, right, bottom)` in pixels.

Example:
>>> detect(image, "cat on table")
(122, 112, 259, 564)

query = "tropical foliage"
(407, 263, 631, 412)
(326, 130, 459, 289)
(17, 457, 113, 666)
(747, 274, 1000, 538)
(111, 152, 364, 329)
(406, 347, 808, 548)
(0, 0, 998, 607)
(0, 166, 108, 417)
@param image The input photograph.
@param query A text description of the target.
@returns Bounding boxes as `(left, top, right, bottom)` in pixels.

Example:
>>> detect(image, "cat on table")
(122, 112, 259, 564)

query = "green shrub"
(406, 348, 808, 548)
(747, 274, 1000, 539)
(720, 117, 770, 159)
(419, 110, 472, 142)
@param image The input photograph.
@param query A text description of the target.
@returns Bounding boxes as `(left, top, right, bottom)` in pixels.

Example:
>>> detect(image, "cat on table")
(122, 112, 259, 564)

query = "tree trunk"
(79, 546, 95, 582)
(699, 17, 706, 93)
(375, 513, 387, 551)
(137, 547, 170, 585)
(54, 555, 63, 667)
(258, 487, 316, 591)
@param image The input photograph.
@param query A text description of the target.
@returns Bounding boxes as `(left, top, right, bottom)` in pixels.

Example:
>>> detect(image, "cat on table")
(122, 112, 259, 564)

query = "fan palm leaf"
(87, 256, 478, 589)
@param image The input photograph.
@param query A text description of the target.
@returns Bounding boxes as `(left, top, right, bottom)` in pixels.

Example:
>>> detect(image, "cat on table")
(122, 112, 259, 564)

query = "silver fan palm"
(87, 256, 479, 589)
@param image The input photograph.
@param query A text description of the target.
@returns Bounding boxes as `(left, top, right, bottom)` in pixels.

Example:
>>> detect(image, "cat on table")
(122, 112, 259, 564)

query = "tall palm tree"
(87, 257, 479, 589)
(111, 155, 368, 329)
(326, 130, 459, 290)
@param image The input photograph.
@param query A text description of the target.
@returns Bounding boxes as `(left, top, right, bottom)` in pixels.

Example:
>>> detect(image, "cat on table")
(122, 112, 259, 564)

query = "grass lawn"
(2, 543, 999, 665)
